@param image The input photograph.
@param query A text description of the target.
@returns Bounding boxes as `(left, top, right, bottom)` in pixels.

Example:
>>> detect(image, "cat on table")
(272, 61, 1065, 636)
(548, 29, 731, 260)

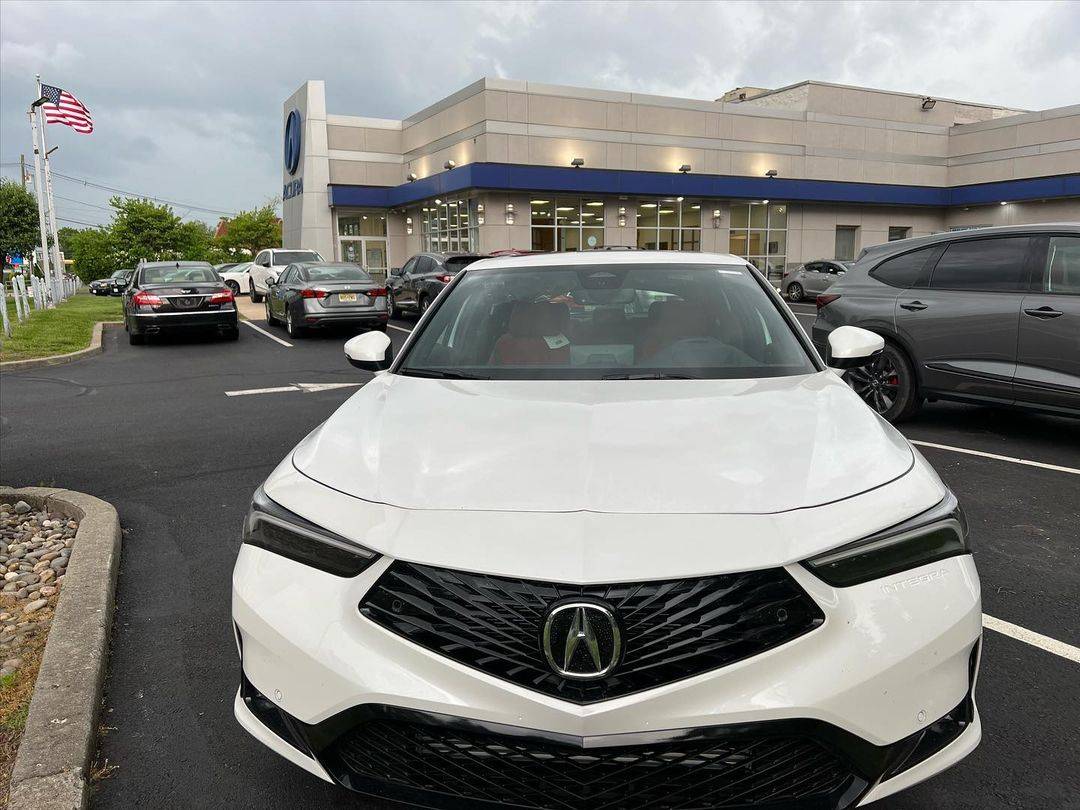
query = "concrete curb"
(0, 321, 122, 373)
(1, 487, 122, 810)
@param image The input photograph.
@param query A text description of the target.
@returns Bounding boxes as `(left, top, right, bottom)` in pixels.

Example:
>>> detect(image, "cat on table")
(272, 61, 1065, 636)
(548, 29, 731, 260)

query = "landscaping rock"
(23, 598, 48, 615)
(13, 501, 31, 514)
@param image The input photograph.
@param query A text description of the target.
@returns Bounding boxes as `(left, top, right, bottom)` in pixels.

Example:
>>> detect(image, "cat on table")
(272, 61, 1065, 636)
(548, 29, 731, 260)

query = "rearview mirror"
(827, 326, 884, 369)
(344, 330, 393, 371)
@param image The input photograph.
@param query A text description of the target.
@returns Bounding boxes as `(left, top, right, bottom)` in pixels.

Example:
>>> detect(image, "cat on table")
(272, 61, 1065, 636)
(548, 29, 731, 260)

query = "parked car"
(216, 262, 252, 297)
(122, 261, 238, 345)
(264, 262, 388, 338)
(812, 224, 1080, 421)
(781, 260, 852, 302)
(110, 269, 134, 296)
(89, 269, 130, 295)
(386, 252, 485, 317)
(248, 248, 324, 302)
(234, 251, 982, 809)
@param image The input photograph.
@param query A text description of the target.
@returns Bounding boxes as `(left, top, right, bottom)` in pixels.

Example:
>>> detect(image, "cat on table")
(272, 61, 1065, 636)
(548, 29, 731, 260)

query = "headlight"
(242, 487, 378, 577)
(802, 491, 969, 587)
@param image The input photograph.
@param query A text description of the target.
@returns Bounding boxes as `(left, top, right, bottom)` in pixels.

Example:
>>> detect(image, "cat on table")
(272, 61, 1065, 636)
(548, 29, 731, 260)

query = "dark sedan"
(264, 262, 388, 338)
(89, 269, 131, 295)
(123, 261, 239, 345)
(387, 252, 486, 317)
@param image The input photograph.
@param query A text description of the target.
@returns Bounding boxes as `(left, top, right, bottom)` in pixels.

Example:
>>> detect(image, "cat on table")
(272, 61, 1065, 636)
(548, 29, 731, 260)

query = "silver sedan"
(781, 260, 852, 302)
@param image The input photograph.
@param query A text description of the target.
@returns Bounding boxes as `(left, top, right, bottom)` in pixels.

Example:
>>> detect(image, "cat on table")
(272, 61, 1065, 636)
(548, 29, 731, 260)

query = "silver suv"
(812, 223, 1080, 421)
(781, 260, 852, 302)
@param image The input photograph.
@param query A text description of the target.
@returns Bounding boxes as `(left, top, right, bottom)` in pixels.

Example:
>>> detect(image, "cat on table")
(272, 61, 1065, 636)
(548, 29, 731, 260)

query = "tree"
(0, 179, 40, 264)
(217, 204, 281, 258)
(63, 227, 116, 282)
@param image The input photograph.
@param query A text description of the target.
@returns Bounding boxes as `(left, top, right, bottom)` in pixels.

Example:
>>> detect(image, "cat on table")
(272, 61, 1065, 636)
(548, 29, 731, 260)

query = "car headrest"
(647, 301, 710, 335)
(507, 302, 570, 337)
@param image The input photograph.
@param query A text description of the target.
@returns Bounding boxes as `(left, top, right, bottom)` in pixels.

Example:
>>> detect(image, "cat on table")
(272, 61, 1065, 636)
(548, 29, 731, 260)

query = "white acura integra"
(232, 251, 981, 809)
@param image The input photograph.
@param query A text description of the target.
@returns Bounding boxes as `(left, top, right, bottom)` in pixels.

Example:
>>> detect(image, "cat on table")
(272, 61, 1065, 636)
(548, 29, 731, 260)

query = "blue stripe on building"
(328, 164, 1080, 209)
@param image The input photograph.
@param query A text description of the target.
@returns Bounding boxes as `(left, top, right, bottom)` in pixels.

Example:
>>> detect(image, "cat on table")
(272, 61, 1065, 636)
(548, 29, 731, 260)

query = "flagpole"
(37, 75, 66, 303)
(28, 106, 54, 308)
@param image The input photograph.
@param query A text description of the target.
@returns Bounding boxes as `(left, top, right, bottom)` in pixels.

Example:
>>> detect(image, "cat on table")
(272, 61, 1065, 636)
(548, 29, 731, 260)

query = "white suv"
(248, 248, 324, 302)
(232, 251, 981, 809)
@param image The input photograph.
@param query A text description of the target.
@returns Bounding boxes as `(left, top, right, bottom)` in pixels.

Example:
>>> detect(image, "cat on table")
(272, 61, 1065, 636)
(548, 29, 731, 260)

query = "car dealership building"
(281, 78, 1079, 281)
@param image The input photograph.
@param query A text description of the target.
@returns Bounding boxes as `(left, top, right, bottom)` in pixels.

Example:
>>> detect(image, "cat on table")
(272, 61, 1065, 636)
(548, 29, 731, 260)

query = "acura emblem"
(542, 601, 621, 680)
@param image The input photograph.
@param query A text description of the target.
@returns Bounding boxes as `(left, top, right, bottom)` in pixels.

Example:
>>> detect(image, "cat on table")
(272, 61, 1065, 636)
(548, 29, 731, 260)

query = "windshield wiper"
(399, 368, 491, 380)
(600, 372, 702, 380)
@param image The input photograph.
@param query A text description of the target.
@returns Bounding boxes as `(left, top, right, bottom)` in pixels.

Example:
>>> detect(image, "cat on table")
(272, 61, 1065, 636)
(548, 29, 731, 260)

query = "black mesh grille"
(360, 562, 824, 703)
(328, 716, 859, 810)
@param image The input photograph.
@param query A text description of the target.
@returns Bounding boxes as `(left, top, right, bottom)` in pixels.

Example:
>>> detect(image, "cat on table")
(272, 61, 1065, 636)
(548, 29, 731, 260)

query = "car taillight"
(300, 289, 329, 299)
(816, 294, 841, 311)
(436, 274, 453, 284)
(209, 288, 234, 304)
(132, 291, 162, 306)
(367, 287, 386, 297)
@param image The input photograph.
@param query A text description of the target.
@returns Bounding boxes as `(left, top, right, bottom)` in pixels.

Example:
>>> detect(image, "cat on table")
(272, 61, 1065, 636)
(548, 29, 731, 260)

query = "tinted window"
(870, 246, 936, 288)
(255, 251, 268, 265)
(400, 257, 418, 275)
(417, 256, 436, 274)
(305, 265, 372, 282)
(930, 237, 1030, 291)
(1044, 236, 1080, 294)
(274, 251, 322, 264)
(140, 266, 218, 284)
(444, 256, 482, 273)
(398, 263, 815, 381)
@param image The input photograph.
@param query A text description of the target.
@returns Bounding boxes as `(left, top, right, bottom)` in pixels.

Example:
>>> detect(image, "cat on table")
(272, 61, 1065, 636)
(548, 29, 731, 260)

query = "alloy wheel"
(845, 355, 901, 414)
(788, 283, 804, 302)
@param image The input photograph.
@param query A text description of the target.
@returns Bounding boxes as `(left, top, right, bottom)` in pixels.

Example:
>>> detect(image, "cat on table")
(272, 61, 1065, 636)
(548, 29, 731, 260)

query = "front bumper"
(233, 544, 982, 808)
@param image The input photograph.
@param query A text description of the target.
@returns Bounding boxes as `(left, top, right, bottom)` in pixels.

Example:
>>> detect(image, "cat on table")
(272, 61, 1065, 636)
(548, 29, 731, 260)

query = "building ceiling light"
(1000, 200, 1009, 205)
(586, 201, 604, 206)
(762, 199, 770, 205)
(691, 204, 700, 210)
(556, 206, 575, 212)
(659, 209, 674, 214)
(640, 203, 657, 209)
(570, 157, 585, 168)
(531, 199, 550, 205)
(676, 196, 684, 202)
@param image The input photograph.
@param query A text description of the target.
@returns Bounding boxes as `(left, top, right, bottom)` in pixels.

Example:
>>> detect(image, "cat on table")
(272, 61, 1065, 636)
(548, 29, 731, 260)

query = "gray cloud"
(2, 0, 1077, 226)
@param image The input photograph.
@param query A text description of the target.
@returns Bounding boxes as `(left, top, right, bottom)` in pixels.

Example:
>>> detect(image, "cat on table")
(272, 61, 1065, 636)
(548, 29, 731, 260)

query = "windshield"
(397, 262, 815, 380)
(445, 256, 483, 273)
(111, 270, 128, 279)
(275, 251, 322, 264)
(304, 265, 371, 282)
(141, 266, 218, 284)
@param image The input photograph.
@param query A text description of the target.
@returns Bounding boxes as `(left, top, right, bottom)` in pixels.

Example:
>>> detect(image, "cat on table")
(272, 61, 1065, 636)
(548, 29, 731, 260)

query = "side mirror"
(827, 326, 885, 369)
(390, 267, 402, 276)
(344, 330, 393, 371)
(266, 276, 276, 286)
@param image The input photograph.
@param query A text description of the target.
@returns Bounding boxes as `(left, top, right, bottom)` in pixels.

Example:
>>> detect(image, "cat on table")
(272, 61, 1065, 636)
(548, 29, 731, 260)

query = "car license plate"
(338, 293, 359, 303)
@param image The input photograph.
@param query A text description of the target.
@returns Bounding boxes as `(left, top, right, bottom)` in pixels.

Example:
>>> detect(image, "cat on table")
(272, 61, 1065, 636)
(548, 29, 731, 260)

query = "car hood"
(292, 371, 914, 515)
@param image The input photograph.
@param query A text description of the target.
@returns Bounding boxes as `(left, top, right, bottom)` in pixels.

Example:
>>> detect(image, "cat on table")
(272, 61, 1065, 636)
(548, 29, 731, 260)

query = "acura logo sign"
(284, 109, 302, 176)
(542, 601, 621, 680)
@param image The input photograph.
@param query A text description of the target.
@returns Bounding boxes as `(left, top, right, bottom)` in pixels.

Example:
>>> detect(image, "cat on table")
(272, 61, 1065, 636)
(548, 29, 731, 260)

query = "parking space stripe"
(225, 385, 297, 397)
(911, 440, 1080, 475)
(983, 614, 1080, 663)
(241, 320, 293, 348)
(388, 324, 411, 334)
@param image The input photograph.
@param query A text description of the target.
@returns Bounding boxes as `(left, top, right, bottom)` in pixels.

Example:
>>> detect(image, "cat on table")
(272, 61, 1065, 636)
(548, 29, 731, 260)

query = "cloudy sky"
(1, 0, 1077, 227)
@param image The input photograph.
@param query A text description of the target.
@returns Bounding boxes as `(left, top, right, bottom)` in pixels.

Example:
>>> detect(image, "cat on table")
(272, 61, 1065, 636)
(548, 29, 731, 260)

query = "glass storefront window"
(338, 213, 387, 237)
(532, 198, 605, 252)
(635, 198, 702, 251)
(419, 197, 478, 252)
(729, 203, 788, 283)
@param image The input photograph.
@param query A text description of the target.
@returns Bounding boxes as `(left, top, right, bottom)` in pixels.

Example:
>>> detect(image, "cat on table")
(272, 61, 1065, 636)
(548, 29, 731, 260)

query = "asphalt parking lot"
(0, 302, 1077, 809)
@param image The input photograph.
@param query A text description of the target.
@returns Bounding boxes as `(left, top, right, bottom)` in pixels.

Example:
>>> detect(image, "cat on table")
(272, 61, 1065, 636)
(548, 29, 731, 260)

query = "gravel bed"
(0, 501, 74, 678)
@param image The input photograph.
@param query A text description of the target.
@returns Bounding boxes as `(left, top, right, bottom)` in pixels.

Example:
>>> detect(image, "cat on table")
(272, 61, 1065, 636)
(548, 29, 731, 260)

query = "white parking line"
(241, 320, 293, 348)
(226, 382, 363, 397)
(910, 440, 1080, 475)
(225, 385, 298, 397)
(388, 324, 412, 334)
(983, 614, 1080, 663)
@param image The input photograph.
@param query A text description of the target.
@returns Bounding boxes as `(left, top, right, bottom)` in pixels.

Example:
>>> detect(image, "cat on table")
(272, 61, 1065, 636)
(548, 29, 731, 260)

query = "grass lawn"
(1, 292, 122, 363)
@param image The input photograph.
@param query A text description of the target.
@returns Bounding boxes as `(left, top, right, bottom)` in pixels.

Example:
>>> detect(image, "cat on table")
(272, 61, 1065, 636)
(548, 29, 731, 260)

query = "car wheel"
(286, 307, 304, 338)
(388, 290, 402, 318)
(226, 280, 240, 296)
(265, 299, 277, 326)
(249, 279, 263, 304)
(419, 295, 430, 316)
(844, 342, 921, 423)
(787, 283, 804, 303)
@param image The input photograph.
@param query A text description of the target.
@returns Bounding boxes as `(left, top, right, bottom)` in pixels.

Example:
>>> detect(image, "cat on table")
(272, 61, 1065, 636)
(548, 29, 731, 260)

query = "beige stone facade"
(282, 78, 1079, 280)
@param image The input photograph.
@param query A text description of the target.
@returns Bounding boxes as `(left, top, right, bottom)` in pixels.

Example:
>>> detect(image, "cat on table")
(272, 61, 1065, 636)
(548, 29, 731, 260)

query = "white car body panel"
(249, 249, 325, 294)
(233, 250, 981, 806)
(218, 262, 251, 292)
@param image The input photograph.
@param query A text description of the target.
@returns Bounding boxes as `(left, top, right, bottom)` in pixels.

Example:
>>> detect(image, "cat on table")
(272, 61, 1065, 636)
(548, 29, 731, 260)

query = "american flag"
(41, 84, 93, 134)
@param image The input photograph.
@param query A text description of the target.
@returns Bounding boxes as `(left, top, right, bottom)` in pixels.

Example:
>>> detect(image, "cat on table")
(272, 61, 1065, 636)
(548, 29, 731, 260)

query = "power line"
(53, 194, 115, 212)
(49, 170, 237, 217)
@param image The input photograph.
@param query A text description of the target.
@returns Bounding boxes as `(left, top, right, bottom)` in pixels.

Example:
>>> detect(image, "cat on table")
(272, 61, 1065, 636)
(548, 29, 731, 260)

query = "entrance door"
(339, 237, 388, 281)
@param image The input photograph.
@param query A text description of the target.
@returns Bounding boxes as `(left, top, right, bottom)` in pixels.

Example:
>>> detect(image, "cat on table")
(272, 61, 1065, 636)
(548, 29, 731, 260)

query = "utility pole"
(20, 154, 28, 189)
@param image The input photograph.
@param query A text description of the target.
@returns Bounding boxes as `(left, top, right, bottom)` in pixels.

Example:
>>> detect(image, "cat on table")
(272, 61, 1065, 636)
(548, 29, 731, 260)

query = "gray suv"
(812, 224, 1080, 421)
(781, 260, 852, 302)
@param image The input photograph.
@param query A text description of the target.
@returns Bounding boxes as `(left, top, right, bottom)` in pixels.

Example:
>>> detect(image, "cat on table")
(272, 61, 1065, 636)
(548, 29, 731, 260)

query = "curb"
(0, 322, 122, 372)
(2, 487, 122, 810)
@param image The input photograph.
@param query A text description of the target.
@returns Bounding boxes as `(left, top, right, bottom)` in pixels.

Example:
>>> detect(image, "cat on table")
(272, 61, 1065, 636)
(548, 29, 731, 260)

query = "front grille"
(360, 563, 824, 703)
(327, 715, 860, 810)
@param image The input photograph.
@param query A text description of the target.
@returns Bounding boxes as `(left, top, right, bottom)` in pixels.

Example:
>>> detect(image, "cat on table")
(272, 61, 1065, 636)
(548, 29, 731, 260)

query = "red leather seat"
(490, 302, 571, 366)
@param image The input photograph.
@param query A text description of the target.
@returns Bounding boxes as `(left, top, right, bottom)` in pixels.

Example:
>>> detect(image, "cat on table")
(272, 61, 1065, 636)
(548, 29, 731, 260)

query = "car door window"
(400, 257, 418, 276)
(929, 237, 1030, 291)
(870, 246, 938, 289)
(1044, 236, 1080, 294)
(416, 256, 435, 275)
